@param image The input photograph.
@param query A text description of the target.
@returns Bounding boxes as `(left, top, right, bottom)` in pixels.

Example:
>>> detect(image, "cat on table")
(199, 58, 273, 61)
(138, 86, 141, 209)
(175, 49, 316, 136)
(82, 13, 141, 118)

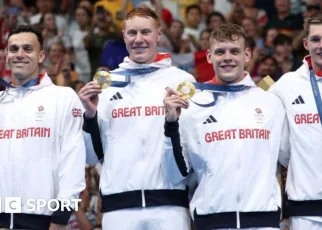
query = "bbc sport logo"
(0, 197, 81, 213)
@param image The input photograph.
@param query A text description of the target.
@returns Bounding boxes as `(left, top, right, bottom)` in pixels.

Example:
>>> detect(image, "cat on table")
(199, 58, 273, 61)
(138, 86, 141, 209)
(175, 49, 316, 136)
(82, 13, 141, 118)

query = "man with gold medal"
(78, 6, 196, 230)
(162, 23, 288, 230)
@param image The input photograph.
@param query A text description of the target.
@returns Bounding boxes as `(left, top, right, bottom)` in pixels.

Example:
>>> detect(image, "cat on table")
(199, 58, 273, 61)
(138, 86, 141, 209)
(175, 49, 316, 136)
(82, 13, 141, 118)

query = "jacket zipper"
(141, 189, 146, 207)
(236, 145, 241, 229)
(10, 213, 14, 229)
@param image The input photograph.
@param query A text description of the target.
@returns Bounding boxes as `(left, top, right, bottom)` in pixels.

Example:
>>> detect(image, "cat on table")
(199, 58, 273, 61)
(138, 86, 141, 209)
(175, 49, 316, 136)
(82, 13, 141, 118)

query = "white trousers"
(102, 206, 190, 230)
(290, 217, 322, 230)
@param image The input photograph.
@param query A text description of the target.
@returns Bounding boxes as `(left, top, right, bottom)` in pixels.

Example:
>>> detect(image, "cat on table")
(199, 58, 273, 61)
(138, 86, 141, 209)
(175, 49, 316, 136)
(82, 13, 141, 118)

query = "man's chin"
(219, 75, 238, 83)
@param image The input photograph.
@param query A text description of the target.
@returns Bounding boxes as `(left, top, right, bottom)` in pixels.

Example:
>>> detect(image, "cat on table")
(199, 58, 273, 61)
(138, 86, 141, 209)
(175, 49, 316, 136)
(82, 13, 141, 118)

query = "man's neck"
(312, 61, 322, 73)
(13, 75, 38, 87)
(216, 75, 244, 85)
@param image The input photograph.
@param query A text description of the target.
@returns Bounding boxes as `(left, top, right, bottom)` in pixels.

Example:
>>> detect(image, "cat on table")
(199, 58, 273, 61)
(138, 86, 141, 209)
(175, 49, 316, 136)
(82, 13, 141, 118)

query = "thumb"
(165, 87, 179, 97)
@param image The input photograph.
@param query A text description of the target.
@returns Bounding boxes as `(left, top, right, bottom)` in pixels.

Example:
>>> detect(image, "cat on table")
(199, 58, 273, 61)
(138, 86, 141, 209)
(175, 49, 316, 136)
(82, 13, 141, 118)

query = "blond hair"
(304, 13, 322, 37)
(210, 23, 247, 47)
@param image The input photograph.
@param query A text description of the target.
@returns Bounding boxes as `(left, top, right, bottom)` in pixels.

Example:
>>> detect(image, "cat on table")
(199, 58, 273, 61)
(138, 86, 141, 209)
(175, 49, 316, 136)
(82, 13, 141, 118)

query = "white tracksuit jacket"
(163, 74, 286, 229)
(0, 74, 86, 229)
(269, 56, 322, 222)
(84, 55, 196, 213)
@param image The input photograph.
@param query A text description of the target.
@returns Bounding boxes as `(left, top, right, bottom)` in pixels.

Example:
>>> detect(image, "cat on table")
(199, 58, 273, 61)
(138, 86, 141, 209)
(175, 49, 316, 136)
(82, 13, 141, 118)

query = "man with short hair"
(162, 23, 286, 229)
(79, 6, 195, 230)
(0, 24, 86, 230)
(269, 13, 322, 230)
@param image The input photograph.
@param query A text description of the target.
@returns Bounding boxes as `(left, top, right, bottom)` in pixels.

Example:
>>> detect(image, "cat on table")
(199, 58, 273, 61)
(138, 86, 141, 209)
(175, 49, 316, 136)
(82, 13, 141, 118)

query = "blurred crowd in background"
(1, 0, 321, 229)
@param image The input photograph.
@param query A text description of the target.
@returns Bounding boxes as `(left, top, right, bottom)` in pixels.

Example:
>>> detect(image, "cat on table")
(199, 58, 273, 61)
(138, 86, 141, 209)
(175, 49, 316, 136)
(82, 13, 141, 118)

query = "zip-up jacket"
(163, 74, 286, 229)
(0, 74, 86, 229)
(84, 54, 196, 213)
(269, 56, 322, 221)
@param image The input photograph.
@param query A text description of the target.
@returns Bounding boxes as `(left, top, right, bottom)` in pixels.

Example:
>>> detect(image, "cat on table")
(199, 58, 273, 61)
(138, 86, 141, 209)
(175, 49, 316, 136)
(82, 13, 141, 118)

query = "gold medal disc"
(177, 82, 196, 99)
(93, 70, 112, 89)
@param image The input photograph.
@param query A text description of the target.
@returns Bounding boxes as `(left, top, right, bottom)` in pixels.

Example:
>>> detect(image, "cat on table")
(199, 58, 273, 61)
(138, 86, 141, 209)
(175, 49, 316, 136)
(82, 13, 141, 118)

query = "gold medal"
(177, 82, 196, 99)
(93, 70, 112, 89)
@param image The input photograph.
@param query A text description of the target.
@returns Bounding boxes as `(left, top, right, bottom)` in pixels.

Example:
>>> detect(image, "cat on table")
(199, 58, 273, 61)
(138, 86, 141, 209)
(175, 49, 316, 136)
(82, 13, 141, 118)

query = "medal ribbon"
(0, 77, 39, 89)
(108, 67, 159, 87)
(190, 82, 251, 107)
(309, 69, 322, 125)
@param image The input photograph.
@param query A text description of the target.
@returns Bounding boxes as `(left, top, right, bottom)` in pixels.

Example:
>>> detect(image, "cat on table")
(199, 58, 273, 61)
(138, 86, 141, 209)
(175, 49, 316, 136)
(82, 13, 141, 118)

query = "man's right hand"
(163, 87, 189, 122)
(78, 81, 102, 119)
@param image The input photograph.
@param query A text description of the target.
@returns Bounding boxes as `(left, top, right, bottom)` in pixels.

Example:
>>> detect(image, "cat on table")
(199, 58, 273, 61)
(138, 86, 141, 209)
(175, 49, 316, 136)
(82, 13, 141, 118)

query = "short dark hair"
(185, 4, 201, 17)
(273, 34, 292, 47)
(8, 24, 44, 49)
(210, 23, 247, 48)
(260, 55, 278, 67)
(206, 11, 225, 26)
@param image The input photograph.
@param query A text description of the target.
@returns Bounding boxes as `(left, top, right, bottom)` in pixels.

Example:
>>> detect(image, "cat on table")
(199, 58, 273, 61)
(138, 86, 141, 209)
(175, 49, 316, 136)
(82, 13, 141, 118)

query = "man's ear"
(38, 50, 45, 64)
(206, 49, 212, 64)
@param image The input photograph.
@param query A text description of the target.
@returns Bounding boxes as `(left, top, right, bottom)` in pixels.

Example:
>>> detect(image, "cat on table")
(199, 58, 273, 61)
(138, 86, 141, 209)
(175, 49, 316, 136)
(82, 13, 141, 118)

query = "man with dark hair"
(163, 23, 286, 229)
(269, 13, 322, 230)
(206, 11, 225, 31)
(273, 34, 299, 75)
(0, 24, 86, 230)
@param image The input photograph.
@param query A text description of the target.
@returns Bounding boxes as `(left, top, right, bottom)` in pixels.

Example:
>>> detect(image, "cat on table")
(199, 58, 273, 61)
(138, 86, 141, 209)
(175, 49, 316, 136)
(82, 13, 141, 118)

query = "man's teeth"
(134, 47, 146, 50)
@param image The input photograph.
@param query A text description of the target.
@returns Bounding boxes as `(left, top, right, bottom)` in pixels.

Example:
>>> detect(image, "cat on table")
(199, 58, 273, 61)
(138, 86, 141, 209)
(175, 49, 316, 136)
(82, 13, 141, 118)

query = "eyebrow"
(9, 44, 33, 47)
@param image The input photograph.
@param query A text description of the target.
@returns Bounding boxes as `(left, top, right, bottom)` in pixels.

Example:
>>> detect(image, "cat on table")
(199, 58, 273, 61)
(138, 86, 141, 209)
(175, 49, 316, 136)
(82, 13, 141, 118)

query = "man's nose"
(16, 48, 25, 57)
(223, 51, 232, 61)
(134, 32, 143, 43)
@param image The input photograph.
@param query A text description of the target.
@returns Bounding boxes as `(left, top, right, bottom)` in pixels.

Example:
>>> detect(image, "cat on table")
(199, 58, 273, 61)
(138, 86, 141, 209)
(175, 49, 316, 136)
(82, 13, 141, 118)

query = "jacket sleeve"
(83, 112, 103, 165)
(51, 90, 86, 225)
(162, 118, 192, 185)
(279, 116, 290, 168)
(269, 81, 290, 168)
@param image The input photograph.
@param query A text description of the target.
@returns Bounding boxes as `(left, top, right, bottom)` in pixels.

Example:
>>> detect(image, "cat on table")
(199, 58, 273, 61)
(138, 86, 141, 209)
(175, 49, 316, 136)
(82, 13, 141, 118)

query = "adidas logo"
(292, 95, 305, 105)
(203, 115, 217, 124)
(110, 92, 123, 101)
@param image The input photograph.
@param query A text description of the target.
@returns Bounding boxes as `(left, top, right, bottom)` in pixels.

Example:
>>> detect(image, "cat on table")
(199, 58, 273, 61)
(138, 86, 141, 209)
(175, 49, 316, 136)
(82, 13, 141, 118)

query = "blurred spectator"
(273, 33, 300, 76)
(30, 0, 68, 32)
(68, 6, 92, 82)
(178, 0, 198, 21)
(252, 55, 279, 83)
(0, 47, 11, 82)
(78, 0, 93, 13)
(160, 19, 193, 54)
(267, 0, 303, 37)
(194, 29, 214, 82)
(55, 56, 79, 86)
(184, 4, 203, 51)
(206, 11, 225, 31)
(39, 12, 72, 52)
(84, 7, 122, 76)
(304, 0, 321, 18)
(43, 41, 66, 83)
(262, 26, 279, 56)
(94, 0, 133, 30)
(19, 0, 37, 24)
(228, 0, 246, 25)
(242, 0, 268, 26)
(198, 0, 214, 28)
(0, 6, 19, 49)
(136, 0, 174, 28)
(242, 17, 264, 48)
